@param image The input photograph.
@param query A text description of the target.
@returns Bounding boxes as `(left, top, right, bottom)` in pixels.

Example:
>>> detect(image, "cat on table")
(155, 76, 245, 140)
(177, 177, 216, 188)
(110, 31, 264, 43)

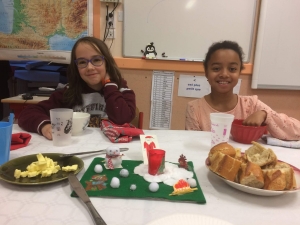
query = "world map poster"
(0, 0, 93, 63)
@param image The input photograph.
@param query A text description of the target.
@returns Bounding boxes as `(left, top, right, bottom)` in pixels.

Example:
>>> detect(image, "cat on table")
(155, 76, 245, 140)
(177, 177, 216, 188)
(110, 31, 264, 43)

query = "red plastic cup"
(148, 149, 165, 175)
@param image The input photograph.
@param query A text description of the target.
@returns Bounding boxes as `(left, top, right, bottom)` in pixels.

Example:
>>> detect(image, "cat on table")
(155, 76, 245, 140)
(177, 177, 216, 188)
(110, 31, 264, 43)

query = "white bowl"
(72, 112, 90, 135)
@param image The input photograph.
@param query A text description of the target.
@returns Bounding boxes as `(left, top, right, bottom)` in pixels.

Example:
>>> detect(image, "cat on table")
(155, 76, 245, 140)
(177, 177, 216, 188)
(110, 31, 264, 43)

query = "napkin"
(101, 120, 144, 143)
(262, 135, 300, 149)
(10, 133, 32, 150)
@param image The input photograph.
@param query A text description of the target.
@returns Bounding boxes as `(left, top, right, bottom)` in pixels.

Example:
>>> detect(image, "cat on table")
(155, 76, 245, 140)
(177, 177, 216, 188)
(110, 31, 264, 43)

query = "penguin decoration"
(141, 42, 157, 59)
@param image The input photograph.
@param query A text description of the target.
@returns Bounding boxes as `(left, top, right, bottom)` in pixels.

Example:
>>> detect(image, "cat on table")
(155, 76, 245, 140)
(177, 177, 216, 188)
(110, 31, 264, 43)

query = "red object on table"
(148, 149, 165, 175)
(231, 119, 267, 144)
(101, 120, 144, 143)
(10, 132, 31, 150)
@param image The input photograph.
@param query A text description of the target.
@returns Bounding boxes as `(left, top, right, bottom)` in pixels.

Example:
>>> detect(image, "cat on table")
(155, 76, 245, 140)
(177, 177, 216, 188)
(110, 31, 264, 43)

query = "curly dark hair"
(63, 37, 122, 107)
(203, 40, 245, 72)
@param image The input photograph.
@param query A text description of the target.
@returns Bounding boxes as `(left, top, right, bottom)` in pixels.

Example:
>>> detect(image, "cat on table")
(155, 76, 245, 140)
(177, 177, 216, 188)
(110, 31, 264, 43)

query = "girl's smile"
(206, 49, 241, 94)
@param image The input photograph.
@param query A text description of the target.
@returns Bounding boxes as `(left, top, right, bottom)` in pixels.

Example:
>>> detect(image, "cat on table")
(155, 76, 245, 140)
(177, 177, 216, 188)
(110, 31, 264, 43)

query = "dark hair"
(203, 40, 245, 71)
(63, 37, 123, 107)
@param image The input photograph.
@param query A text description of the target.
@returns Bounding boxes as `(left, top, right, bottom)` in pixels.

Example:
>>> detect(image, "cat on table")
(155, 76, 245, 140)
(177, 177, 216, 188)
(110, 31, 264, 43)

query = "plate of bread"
(206, 142, 300, 196)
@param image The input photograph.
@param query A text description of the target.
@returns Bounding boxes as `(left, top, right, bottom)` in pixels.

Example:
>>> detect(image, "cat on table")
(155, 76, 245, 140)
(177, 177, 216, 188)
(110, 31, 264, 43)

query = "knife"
(60, 147, 129, 157)
(68, 173, 107, 225)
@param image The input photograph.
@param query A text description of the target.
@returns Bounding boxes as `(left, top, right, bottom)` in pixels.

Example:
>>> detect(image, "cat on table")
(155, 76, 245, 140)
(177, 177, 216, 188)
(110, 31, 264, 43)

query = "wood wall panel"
(122, 71, 300, 130)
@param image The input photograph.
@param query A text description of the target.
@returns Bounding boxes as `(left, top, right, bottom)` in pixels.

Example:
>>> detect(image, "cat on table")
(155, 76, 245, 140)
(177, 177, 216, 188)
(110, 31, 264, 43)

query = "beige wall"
(122, 70, 300, 130)
(98, 1, 300, 130)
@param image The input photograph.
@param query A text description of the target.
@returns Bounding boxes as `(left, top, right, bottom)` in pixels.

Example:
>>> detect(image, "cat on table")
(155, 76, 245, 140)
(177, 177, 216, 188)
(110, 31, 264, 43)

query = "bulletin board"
(123, 0, 257, 62)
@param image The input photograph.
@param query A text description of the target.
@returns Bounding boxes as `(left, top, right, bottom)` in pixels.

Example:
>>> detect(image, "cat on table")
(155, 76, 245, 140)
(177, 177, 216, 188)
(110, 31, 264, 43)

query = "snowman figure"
(105, 146, 123, 169)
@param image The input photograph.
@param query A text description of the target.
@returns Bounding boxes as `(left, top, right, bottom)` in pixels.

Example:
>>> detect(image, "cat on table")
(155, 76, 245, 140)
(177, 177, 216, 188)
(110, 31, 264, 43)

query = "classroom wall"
(122, 70, 300, 130)
(99, 1, 300, 130)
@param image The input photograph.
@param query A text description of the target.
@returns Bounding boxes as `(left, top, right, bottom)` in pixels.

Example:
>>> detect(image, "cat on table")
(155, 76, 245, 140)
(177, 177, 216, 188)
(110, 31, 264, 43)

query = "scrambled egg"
(14, 153, 77, 179)
(62, 164, 78, 172)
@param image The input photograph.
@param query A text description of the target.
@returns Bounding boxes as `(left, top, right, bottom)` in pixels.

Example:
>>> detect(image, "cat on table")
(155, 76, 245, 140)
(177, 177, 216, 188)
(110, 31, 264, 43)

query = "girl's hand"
(103, 73, 111, 82)
(101, 73, 112, 86)
(105, 72, 111, 80)
(243, 110, 267, 126)
(41, 124, 53, 140)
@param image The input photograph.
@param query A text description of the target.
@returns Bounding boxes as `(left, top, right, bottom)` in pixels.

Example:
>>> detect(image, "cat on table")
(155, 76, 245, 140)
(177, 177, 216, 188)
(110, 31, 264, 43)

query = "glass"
(50, 108, 73, 146)
(148, 149, 165, 175)
(0, 113, 13, 165)
(75, 55, 105, 68)
(210, 113, 234, 147)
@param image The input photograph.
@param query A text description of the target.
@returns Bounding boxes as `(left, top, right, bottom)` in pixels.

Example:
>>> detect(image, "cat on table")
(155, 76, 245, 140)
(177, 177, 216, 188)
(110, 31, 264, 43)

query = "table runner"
(71, 157, 206, 204)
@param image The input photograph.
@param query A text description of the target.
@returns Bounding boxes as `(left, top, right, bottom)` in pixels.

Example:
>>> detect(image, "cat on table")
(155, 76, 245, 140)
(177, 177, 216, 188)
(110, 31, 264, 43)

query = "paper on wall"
(149, 71, 174, 129)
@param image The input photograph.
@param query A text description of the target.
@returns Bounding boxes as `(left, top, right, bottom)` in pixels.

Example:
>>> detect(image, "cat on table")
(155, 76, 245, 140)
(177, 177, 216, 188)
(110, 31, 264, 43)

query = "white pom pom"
(94, 164, 103, 173)
(110, 177, 120, 188)
(130, 184, 137, 191)
(187, 178, 197, 187)
(120, 169, 129, 177)
(149, 182, 159, 192)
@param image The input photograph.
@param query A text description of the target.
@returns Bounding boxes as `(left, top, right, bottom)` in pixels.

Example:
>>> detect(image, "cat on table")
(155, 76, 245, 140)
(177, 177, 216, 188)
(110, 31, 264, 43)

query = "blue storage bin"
(10, 60, 67, 83)
(14, 70, 60, 82)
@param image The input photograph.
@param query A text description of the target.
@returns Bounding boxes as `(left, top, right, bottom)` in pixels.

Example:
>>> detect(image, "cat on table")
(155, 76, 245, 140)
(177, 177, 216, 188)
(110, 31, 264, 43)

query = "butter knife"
(68, 173, 107, 225)
(60, 147, 129, 157)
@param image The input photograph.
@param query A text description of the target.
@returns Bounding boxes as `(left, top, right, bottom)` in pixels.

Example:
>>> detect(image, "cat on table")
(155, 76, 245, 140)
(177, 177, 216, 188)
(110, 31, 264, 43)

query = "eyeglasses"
(75, 55, 105, 68)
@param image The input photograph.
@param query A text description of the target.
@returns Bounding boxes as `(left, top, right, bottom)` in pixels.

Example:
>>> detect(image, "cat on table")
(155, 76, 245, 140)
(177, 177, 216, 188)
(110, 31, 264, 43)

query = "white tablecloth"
(0, 125, 299, 225)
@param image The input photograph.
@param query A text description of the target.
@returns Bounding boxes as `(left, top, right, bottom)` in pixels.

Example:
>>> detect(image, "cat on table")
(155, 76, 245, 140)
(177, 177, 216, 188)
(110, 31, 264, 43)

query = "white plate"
(206, 158, 300, 196)
(146, 213, 233, 225)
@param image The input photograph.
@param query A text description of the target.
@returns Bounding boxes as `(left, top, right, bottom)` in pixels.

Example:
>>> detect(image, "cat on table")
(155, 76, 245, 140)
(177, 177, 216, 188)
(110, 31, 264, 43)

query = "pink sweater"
(185, 95, 300, 141)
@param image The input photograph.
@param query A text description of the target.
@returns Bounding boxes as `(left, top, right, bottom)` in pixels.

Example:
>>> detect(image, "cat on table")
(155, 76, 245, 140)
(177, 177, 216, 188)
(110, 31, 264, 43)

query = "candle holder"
(148, 149, 165, 175)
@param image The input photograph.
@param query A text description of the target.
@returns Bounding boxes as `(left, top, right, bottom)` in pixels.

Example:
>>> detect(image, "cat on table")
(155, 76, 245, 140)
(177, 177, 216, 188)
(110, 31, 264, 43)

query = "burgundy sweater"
(18, 80, 136, 134)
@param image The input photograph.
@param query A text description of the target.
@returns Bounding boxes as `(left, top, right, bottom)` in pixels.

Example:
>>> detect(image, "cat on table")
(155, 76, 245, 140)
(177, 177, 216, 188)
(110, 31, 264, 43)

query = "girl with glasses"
(18, 37, 136, 140)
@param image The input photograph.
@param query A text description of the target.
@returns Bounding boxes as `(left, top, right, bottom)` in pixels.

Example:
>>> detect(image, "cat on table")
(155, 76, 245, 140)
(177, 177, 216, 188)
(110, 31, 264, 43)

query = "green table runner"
(71, 157, 206, 204)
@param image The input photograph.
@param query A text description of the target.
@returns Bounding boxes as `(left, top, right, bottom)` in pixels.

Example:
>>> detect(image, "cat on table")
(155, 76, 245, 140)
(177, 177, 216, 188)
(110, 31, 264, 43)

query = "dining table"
(0, 124, 299, 225)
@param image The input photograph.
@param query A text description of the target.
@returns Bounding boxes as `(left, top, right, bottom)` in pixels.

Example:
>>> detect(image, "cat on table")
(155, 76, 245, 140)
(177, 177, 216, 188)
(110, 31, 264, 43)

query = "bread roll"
(209, 142, 236, 160)
(262, 169, 286, 190)
(263, 161, 290, 169)
(262, 162, 296, 190)
(235, 148, 247, 163)
(239, 162, 264, 188)
(209, 151, 242, 181)
(284, 168, 296, 190)
(245, 141, 277, 167)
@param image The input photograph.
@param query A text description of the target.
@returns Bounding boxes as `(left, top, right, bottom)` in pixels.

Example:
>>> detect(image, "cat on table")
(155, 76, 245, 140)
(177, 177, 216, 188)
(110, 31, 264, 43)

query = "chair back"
(131, 107, 144, 129)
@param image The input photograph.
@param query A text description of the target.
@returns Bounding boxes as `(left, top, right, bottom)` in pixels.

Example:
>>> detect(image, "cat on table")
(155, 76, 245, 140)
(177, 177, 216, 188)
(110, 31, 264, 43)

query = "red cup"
(148, 149, 165, 175)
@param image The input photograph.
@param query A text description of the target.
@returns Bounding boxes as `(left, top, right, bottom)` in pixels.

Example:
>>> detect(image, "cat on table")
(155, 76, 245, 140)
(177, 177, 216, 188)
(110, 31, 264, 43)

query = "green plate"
(0, 153, 84, 185)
